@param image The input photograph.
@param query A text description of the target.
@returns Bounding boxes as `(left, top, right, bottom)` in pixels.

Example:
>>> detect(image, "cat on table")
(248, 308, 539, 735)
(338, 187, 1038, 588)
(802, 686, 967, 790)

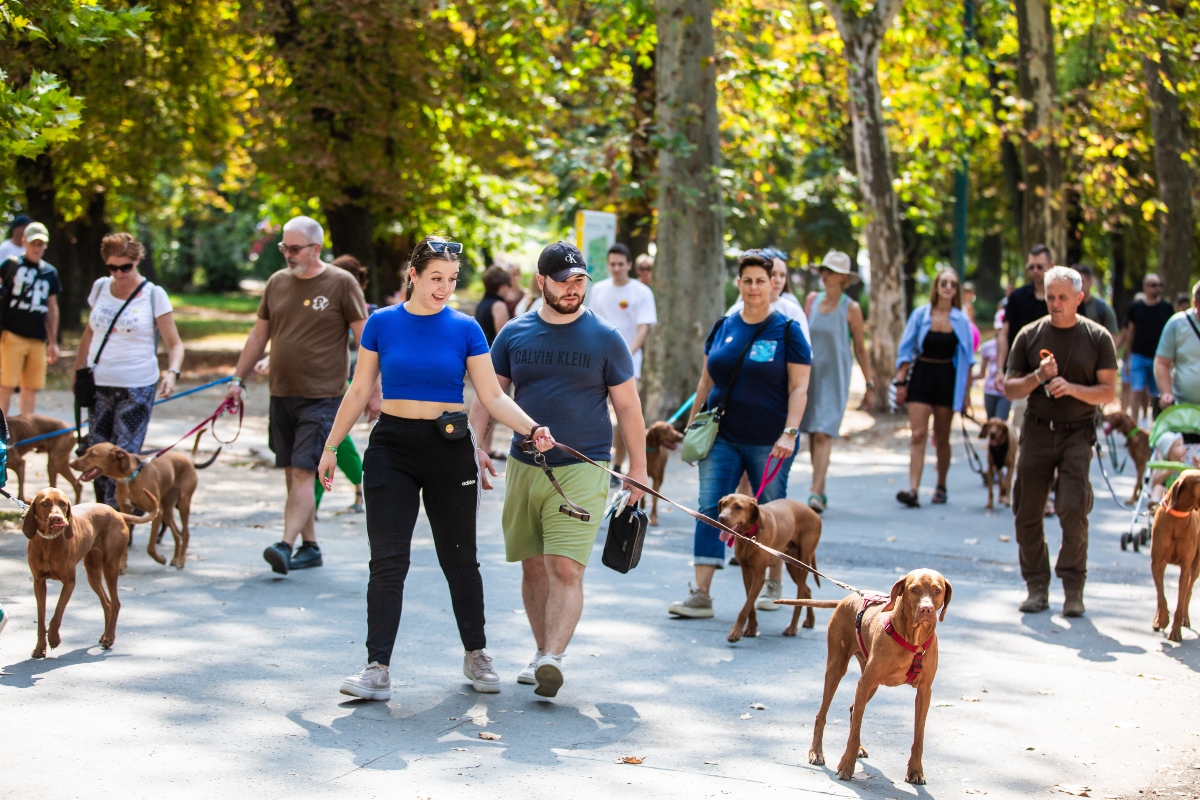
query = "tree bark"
(821, 0, 907, 409)
(1111, 223, 1129, 323)
(324, 196, 379, 305)
(1143, 48, 1196, 301)
(643, 0, 725, 421)
(976, 230, 1004, 308)
(1014, 0, 1066, 262)
(619, 51, 657, 260)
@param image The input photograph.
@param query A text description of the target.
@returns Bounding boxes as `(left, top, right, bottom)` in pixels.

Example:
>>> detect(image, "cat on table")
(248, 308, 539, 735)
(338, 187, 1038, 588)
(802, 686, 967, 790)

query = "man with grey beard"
(226, 216, 369, 575)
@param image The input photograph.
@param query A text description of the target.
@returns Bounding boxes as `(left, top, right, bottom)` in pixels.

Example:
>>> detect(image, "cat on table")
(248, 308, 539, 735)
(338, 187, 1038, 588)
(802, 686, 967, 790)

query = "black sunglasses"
(425, 241, 463, 256)
(107, 262, 135, 273)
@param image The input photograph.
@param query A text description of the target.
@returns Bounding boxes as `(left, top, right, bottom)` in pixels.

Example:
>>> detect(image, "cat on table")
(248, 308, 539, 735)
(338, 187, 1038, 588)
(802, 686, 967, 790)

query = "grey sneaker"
(533, 653, 564, 698)
(517, 649, 544, 685)
(464, 649, 501, 693)
(263, 541, 292, 575)
(340, 662, 391, 701)
(756, 578, 783, 611)
(668, 583, 714, 618)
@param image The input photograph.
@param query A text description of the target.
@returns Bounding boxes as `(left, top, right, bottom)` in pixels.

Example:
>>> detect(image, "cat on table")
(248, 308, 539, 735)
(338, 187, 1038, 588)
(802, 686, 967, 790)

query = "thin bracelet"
(324, 444, 338, 454)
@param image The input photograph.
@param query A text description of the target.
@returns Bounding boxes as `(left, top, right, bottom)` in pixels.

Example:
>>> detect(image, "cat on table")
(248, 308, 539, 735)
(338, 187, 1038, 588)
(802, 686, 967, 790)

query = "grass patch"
(174, 318, 256, 340)
(169, 293, 261, 314)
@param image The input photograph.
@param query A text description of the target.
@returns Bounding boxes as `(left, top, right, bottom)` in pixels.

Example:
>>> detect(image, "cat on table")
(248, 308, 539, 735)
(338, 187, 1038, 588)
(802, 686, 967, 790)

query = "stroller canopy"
(1149, 403, 1200, 449)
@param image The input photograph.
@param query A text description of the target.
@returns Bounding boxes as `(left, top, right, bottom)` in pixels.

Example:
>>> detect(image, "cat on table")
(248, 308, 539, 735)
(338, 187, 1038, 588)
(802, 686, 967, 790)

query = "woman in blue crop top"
(320, 236, 554, 701)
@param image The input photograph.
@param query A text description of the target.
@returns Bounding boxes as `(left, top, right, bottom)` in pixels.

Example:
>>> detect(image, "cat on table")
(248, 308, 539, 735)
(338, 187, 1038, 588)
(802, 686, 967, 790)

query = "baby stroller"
(1120, 403, 1200, 552)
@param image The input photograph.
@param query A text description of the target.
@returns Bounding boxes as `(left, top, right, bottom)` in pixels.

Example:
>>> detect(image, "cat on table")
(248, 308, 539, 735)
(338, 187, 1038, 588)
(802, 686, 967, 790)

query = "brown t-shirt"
(1007, 315, 1117, 423)
(258, 266, 367, 398)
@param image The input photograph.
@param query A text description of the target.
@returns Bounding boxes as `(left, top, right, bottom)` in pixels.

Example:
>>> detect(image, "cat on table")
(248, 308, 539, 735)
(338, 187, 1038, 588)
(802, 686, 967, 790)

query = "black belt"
(1025, 412, 1095, 432)
(918, 357, 953, 364)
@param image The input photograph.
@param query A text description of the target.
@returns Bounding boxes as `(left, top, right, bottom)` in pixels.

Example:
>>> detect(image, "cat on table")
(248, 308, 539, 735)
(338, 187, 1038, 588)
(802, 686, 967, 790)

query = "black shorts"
(269, 396, 341, 472)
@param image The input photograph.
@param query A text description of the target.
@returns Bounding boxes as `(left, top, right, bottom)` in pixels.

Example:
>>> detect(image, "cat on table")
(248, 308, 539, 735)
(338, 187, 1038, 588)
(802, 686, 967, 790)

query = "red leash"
(720, 455, 784, 547)
(144, 397, 243, 462)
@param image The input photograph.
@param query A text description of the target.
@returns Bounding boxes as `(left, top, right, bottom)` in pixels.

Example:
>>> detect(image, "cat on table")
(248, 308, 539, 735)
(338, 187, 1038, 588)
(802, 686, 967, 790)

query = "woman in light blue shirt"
(892, 269, 975, 507)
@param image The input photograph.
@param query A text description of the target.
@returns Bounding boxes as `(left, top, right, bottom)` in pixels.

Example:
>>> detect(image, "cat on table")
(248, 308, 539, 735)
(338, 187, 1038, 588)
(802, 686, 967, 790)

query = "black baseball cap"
(538, 241, 590, 282)
(7, 214, 30, 236)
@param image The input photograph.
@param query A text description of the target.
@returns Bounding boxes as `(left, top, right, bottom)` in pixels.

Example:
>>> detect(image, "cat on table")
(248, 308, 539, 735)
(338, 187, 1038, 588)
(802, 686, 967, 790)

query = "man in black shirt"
(1122, 273, 1174, 422)
(0, 221, 61, 416)
(997, 244, 1053, 434)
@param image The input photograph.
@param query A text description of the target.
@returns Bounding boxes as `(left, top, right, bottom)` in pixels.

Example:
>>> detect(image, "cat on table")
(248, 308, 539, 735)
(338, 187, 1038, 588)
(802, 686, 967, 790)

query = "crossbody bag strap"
(715, 311, 779, 416)
(1185, 311, 1200, 346)
(93, 279, 148, 366)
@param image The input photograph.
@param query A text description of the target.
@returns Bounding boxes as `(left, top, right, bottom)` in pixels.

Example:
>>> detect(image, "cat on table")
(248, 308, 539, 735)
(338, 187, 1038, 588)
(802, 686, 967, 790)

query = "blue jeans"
(694, 435, 797, 566)
(1128, 353, 1158, 395)
(984, 393, 1011, 421)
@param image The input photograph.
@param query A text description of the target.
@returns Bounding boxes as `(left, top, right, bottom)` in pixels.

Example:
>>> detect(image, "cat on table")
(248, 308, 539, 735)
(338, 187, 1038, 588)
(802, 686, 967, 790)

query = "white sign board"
(575, 210, 617, 281)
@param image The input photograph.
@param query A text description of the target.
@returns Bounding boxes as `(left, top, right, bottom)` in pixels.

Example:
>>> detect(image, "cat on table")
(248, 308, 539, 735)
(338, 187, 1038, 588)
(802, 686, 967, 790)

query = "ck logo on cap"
(565, 253, 577, 264)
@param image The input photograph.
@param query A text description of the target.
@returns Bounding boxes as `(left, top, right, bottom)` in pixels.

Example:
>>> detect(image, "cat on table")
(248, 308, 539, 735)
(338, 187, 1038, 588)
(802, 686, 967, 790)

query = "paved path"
(0, 388, 1196, 799)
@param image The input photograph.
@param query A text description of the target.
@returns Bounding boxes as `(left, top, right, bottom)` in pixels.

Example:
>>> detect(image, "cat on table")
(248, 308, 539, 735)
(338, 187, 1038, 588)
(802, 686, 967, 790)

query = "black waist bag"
(436, 410, 470, 441)
(602, 505, 649, 574)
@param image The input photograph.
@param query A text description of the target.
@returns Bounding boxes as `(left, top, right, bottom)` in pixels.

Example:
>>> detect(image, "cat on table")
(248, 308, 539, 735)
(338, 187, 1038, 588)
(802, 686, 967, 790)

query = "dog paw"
(47, 630, 61, 649)
(858, 746, 868, 758)
(31, 647, 46, 659)
(782, 626, 797, 637)
(905, 769, 926, 785)
(727, 629, 742, 643)
(1153, 611, 1170, 630)
(99, 634, 114, 649)
(802, 616, 815, 629)
(1169, 627, 1184, 643)
(808, 750, 825, 766)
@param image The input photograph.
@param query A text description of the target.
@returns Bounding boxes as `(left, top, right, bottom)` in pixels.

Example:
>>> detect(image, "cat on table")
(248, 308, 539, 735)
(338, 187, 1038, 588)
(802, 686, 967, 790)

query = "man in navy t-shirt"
(469, 241, 648, 699)
(0, 221, 60, 415)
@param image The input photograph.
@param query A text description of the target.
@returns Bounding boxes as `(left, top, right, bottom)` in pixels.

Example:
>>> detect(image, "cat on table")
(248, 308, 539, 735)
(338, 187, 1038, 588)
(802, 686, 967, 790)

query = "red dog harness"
(855, 594, 935, 685)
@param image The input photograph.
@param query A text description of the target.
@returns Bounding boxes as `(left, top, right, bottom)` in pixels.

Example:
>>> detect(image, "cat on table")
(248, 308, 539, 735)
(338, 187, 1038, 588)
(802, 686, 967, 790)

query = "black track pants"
(363, 414, 484, 665)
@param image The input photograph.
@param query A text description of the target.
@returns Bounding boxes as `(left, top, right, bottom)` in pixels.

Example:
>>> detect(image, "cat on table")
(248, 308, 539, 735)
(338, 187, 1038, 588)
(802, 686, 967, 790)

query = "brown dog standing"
(71, 442, 201, 569)
(778, 568, 951, 785)
(716, 494, 821, 642)
(643, 420, 684, 526)
(1103, 410, 1151, 504)
(1151, 470, 1200, 642)
(979, 418, 1015, 509)
(7, 414, 82, 503)
(24, 486, 159, 658)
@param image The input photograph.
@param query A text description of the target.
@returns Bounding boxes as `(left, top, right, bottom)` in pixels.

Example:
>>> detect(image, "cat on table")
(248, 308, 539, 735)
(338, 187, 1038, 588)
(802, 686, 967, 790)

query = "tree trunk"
(324, 198, 379, 305)
(1111, 223, 1129, 323)
(643, 0, 724, 421)
(1065, 186, 1084, 267)
(822, 0, 907, 410)
(61, 191, 110, 331)
(976, 230, 1004, 309)
(1014, 0, 1065, 262)
(619, 51, 657, 260)
(1144, 48, 1196, 301)
(902, 215, 920, 317)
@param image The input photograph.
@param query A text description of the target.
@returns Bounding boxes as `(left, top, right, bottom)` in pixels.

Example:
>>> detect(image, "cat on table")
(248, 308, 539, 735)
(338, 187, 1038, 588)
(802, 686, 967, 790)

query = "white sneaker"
(339, 662, 391, 701)
(533, 653, 564, 698)
(756, 578, 783, 611)
(668, 583, 714, 618)
(464, 649, 501, 693)
(517, 649, 544, 685)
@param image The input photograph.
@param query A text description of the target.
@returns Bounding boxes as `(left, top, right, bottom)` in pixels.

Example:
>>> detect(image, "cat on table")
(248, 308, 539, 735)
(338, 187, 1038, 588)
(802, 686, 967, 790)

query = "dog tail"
(774, 599, 840, 608)
(191, 429, 221, 469)
(117, 489, 161, 527)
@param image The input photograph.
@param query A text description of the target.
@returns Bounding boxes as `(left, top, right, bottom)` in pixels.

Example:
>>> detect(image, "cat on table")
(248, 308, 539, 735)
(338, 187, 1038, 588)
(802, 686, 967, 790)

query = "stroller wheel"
(1120, 532, 1131, 551)
(1140, 527, 1152, 546)
(1132, 533, 1141, 553)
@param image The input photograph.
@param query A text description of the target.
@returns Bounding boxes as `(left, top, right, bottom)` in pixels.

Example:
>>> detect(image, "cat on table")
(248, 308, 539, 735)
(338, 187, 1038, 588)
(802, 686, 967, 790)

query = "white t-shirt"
(0, 239, 24, 264)
(587, 278, 657, 378)
(727, 293, 811, 344)
(87, 278, 173, 388)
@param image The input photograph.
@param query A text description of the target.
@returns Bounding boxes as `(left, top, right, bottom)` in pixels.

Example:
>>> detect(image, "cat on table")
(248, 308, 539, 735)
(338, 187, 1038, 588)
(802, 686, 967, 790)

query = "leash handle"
(144, 397, 243, 462)
(754, 455, 784, 501)
(530, 450, 592, 522)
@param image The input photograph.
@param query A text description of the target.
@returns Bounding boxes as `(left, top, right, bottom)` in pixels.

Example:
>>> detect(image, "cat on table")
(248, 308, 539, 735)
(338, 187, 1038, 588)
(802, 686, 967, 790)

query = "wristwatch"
(783, 427, 799, 437)
(167, 368, 181, 378)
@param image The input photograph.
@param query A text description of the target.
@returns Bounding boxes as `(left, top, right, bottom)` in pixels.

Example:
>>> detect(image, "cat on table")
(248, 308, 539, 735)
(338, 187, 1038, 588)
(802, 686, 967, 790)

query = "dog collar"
(1166, 507, 1191, 519)
(745, 524, 758, 537)
(38, 529, 64, 540)
(115, 457, 147, 485)
(1126, 429, 1144, 442)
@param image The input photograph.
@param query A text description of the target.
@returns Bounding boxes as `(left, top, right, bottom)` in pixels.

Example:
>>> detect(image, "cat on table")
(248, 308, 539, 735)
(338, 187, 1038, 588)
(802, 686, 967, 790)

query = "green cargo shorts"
(502, 457, 611, 566)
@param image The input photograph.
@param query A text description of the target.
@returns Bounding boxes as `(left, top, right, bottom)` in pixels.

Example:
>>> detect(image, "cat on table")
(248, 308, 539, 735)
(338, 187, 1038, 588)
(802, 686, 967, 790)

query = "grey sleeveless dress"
(800, 293, 852, 437)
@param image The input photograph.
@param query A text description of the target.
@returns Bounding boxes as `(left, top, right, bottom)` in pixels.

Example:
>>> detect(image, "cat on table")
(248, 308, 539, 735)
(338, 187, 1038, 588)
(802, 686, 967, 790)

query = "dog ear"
(646, 425, 661, 447)
(115, 449, 131, 474)
(978, 423, 988, 440)
(62, 501, 73, 539)
(21, 503, 38, 540)
(882, 575, 907, 613)
(939, 577, 953, 621)
(750, 501, 761, 530)
(1164, 477, 1184, 514)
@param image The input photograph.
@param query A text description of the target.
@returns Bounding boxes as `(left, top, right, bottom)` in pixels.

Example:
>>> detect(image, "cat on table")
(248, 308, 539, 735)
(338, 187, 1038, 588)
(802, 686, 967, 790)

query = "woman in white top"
(71, 233, 184, 507)
(726, 250, 810, 342)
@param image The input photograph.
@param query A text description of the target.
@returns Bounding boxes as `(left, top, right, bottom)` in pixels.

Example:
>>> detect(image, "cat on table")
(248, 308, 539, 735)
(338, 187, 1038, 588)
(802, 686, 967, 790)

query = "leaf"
(749, 702, 766, 710)
(619, 756, 643, 764)
(478, 731, 501, 740)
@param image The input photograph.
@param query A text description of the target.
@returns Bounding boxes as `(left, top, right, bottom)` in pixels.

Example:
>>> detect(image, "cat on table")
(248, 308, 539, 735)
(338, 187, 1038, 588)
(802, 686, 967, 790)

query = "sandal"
(896, 489, 920, 508)
(931, 486, 947, 504)
(486, 450, 508, 461)
(808, 493, 827, 514)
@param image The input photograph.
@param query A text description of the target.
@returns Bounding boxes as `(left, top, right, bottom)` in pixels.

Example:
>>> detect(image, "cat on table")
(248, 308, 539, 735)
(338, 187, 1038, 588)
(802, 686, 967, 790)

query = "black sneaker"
(263, 542, 292, 575)
(290, 542, 323, 570)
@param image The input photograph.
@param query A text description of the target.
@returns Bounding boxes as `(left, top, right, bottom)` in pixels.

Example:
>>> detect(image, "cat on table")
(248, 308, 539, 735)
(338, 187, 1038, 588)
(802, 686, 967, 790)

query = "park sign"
(574, 210, 617, 281)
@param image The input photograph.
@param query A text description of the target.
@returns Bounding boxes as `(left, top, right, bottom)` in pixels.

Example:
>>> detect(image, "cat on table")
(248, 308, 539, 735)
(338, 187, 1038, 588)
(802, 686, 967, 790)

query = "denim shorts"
(1127, 353, 1158, 395)
(693, 435, 797, 566)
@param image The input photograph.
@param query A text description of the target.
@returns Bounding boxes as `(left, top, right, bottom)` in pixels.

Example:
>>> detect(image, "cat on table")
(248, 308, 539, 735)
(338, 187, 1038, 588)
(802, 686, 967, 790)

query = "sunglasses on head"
(278, 242, 319, 256)
(107, 261, 135, 273)
(425, 240, 463, 256)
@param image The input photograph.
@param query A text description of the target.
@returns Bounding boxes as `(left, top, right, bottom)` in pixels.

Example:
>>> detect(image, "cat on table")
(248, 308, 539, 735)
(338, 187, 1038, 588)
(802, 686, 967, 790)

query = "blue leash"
(665, 393, 695, 426)
(10, 376, 234, 448)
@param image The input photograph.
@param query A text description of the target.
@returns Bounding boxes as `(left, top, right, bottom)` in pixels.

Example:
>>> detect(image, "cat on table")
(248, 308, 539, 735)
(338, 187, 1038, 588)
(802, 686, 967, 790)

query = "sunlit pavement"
(0, 390, 1194, 798)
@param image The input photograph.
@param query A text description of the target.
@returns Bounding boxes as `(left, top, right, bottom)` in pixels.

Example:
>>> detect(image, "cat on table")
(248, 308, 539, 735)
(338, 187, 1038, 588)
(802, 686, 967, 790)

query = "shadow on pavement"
(0, 646, 125, 688)
(1018, 612, 1145, 662)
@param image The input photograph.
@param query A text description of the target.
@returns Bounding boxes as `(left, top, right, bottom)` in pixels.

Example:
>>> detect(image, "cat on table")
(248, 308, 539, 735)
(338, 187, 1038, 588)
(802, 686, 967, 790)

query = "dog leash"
(522, 437, 862, 595)
(959, 412, 985, 476)
(1092, 439, 1148, 514)
(0, 487, 27, 510)
(126, 397, 243, 482)
(717, 456, 783, 548)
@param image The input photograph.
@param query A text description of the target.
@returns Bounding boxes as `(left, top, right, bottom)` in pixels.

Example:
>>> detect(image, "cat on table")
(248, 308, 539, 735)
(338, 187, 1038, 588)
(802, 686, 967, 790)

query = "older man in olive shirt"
(1005, 266, 1117, 618)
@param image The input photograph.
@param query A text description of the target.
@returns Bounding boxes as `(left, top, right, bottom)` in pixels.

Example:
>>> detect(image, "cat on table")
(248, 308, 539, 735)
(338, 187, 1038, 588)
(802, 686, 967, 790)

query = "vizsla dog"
(1150, 470, 1200, 642)
(25, 486, 158, 658)
(7, 414, 82, 503)
(71, 442, 201, 569)
(979, 417, 1015, 509)
(778, 568, 952, 785)
(1103, 410, 1151, 504)
(716, 494, 822, 642)
(643, 420, 684, 526)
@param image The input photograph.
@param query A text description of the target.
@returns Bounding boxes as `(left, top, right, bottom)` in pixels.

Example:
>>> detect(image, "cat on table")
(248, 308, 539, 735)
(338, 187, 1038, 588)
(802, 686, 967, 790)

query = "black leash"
(960, 412, 985, 476)
(1092, 440, 1146, 514)
(523, 437, 862, 594)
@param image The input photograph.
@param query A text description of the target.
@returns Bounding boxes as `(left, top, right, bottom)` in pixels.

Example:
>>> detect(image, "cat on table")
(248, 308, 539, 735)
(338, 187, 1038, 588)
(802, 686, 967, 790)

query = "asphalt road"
(0, 387, 1197, 799)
